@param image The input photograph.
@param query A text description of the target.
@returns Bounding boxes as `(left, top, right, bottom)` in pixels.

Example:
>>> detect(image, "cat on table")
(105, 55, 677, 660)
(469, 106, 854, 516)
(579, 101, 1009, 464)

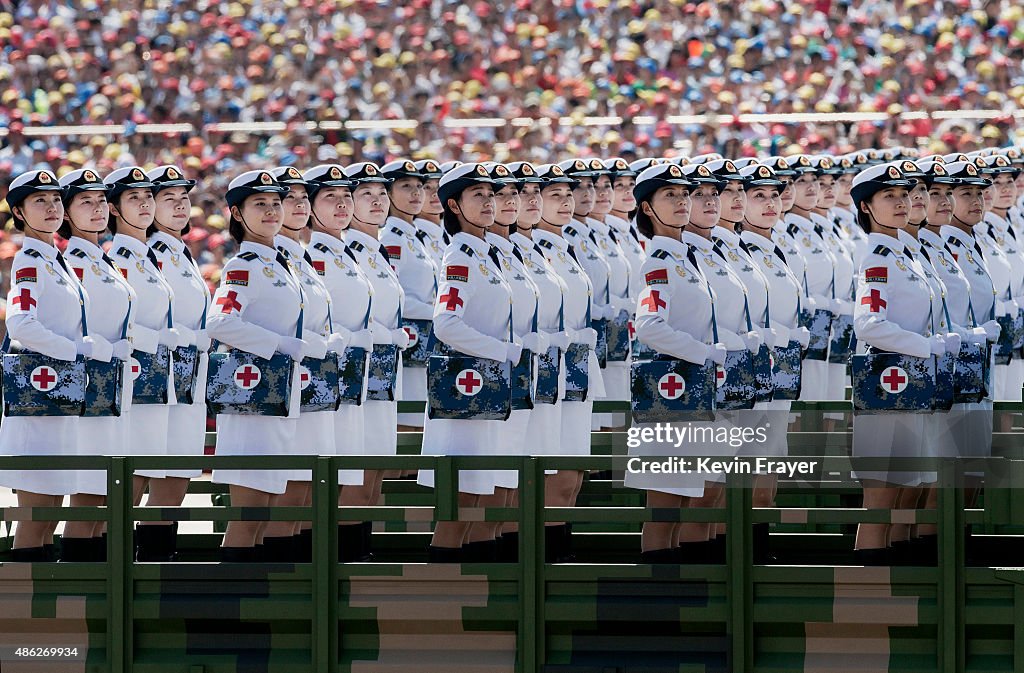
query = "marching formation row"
(2, 145, 1023, 566)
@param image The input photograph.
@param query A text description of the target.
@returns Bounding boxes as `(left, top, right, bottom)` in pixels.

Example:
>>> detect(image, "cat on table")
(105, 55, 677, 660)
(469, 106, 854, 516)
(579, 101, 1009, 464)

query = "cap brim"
(248, 185, 290, 193)
(925, 177, 961, 185)
(153, 179, 196, 191)
(313, 179, 356, 188)
(541, 177, 580, 187)
(954, 178, 992, 187)
(66, 184, 110, 192)
(744, 179, 785, 188)
(352, 176, 394, 184)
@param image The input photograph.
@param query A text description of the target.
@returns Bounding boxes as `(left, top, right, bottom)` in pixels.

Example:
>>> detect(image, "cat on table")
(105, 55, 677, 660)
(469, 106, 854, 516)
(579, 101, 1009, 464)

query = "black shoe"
(461, 540, 498, 563)
(678, 540, 714, 564)
(544, 525, 562, 563)
(753, 523, 776, 565)
(888, 540, 917, 566)
(915, 535, 938, 566)
(556, 523, 575, 563)
(296, 530, 313, 563)
(360, 521, 374, 562)
(43, 543, 58, 562)
(261, 536, 293, 563)
(220, 546, 256, 562)
(854, 547, 890, 566)
(12, 546, 48, 562)
(136, 525, 176, 562)
(58, 537, 93, 562)
(87, 537, 107, 563)
(497, 532, 519, 563)
(640, 547, 678, 564)
(427, 545, 463, 563)
(338, 524, 364, 562)
(709, 535, 726, 564)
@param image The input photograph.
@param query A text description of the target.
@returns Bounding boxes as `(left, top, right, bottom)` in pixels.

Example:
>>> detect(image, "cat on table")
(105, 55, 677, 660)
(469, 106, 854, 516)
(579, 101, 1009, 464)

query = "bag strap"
(686, 247, 719, 344)
(274, 250, 304, 337)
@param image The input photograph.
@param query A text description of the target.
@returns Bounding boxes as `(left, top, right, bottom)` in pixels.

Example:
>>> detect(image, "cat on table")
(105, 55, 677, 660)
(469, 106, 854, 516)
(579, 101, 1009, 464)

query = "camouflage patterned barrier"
(934, 352, 956, 411)
(590, 318, 608, 369)
(1, 353, 85, 416)
(852, 352, 935, 414)
(535, 347, 560, 405)
(337, 346, 367, 406)
(605, 310, 631, 362)
(562, 344, 589, 403)
(206, 350, 295, 416)
(398, 318, 435, 367)
(510, 350, 534, 411)
(994, 313, 1015, 365)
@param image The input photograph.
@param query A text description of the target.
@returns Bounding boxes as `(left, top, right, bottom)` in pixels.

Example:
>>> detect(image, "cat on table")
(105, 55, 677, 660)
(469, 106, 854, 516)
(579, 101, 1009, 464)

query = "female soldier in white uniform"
(60, 169, 135, 561)
(105, 166, 185, 559)
(602, 158, 645, 299)
(415, 164, 522, 561)
(556, 160, 614, 431)
(678, 162, 764, 562)
(532, 163, 605, 562)
(502, 161, 572, 561)
(144, 165, 210, 561)
(342, 162, 412, 558)
(260, 165, 334, 562)
(208, 170, 304, 562)
(738, 162, 811, 562)
(379, 160, 435, 431)
(412, 160, 449, 271)
(304, 164, 377, 562)
(0, 169, 113, 561)
(849, 164, 958, 565)
(625, 164, 725, 563)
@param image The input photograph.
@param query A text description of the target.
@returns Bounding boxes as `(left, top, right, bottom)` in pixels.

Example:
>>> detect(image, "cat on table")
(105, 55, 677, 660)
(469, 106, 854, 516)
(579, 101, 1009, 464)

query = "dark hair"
(856, 206, 872, 233)
(228, 214, 245, 244)
(635, 199, 654, 239)
(442, 209, 462, 236)
(10, 206, 25, 232)
(107, 192, 122, 234)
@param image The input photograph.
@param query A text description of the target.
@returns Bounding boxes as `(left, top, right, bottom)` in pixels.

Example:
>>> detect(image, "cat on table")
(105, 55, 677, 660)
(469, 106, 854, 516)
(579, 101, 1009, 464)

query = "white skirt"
(76, 361, 133, 495)
(129, 404, 171, 480)
(333, 403, 365, 486)
(489, 408, 530, 489)
(0, 415, 80, 496)
(275, 410, 336, 484)
(824, 361, 848, 421)
(418, 416, 503, 495)
(800, 359, 830, 401)
(852, 412, 926, 486)
(993, 362, 1014, 401)
(164, 354, 208, 479)
(1005, 358, 1024, 402)
(594, 360, 630, 429)
(362, 400, 398, 456)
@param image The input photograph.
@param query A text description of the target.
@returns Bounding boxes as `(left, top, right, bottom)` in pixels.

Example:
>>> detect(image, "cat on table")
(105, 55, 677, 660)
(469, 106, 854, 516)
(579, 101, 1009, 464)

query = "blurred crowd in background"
(0, 0, 1023, 292)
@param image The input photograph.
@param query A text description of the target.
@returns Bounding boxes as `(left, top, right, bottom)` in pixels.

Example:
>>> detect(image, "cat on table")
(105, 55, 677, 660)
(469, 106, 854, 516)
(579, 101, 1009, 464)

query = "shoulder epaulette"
(151, 240, 171, 254)
(348, 240, 365, 253)
(238, 251, 260, 261)
(872, 245, 892, 256)
(312, 242, 331, 254)
(651, 249, 670, 260)
(459, 243, 477, 257)
(415, 229, 430, 245)
(388, 226, 404, 238)
(787, 222, 800, 237)
(116, 246, 132, 258)
(68, 249, 88, 259)
(564, 225, 578, 238)
(537, 238, 554, 250)
(22, 248, 41, 258)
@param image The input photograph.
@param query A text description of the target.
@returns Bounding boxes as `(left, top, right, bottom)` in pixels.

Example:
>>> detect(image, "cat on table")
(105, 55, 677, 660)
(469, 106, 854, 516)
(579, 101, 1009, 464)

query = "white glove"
(804, 296, 818, 311)
(757, 326, 779, 349)
(521, 332, 549, 354)
(981, 319, 1002, 342)
(794, 326, 811, 348)
(158, 327, 182, 349)
(76, 335, 113, 363)
(572, 327, 599, 349)
(276, 335, 306, 362)
(505, 341, 524, 363)
(194, 328, 212, 351)
(111, 339, 132, 361)
(928, 334, 946, 356)
(943, 332, 961, 357)
(326, 333, 348, 353)
(368, 322, 392, 344)
(175, 325, 197, 347)
(966, 327, 988, 344)
(741, 330, 764, 353)
(349, 328, 374, 350)
(390, 327, 412, 349)
(302, 332, 329, 359)
(706, 342, 728, 366)
(547, 330, 571, 350)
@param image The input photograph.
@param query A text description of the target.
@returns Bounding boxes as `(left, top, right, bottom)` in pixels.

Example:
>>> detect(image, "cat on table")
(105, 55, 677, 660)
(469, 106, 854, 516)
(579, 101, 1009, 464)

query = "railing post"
(312, 456, 333, 673)
(516, 456, 544, 673)
(107, 456, 132, 673)
(726, 474, 753, 673)
(938, 458, 965, 673)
